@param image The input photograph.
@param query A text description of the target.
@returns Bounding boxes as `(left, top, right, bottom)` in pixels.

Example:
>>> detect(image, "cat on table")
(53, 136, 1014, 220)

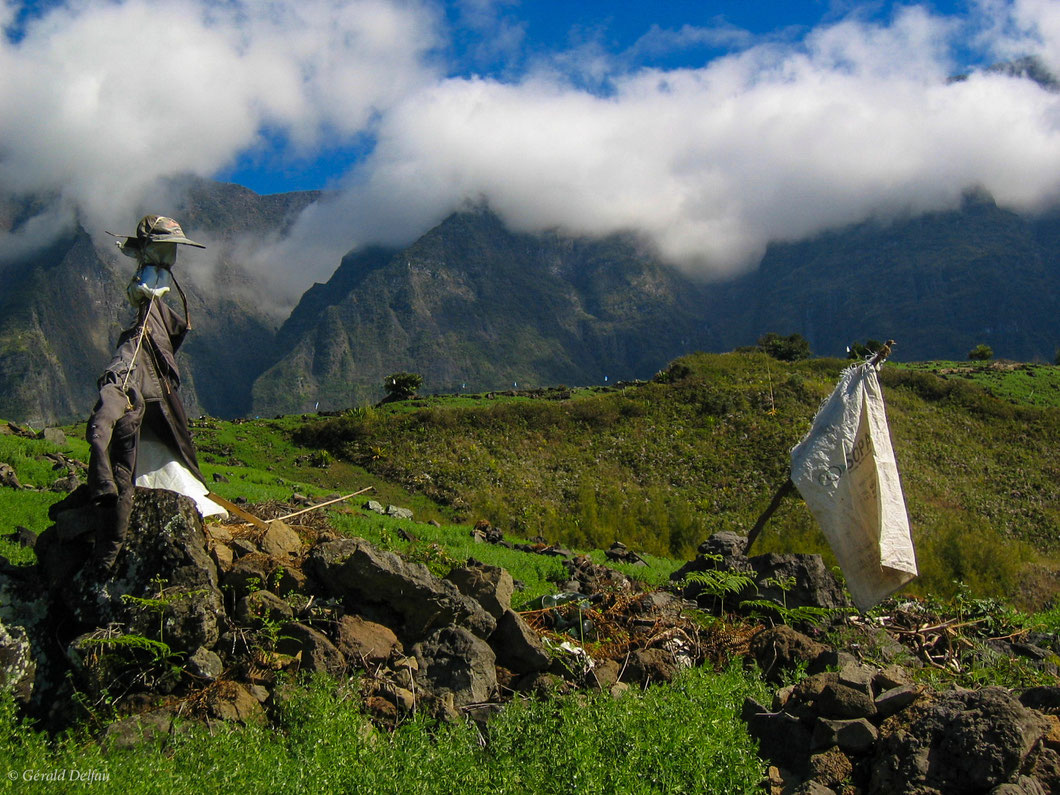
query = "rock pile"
(0, 488, 701, 736)
(743, 625, 1060, 794)
(672, 530, 850, 614)
(2, 500, 1059, 795)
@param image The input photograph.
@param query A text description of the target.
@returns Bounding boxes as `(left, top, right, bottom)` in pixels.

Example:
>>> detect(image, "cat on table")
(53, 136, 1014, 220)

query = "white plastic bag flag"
(790, 363, 917, 611)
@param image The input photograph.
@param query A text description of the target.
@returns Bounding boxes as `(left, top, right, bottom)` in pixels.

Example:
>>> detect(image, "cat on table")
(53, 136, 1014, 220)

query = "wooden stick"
(744, 478, 795, 555)
(269, 486, 374, 523)
(207, 492, 269, 529)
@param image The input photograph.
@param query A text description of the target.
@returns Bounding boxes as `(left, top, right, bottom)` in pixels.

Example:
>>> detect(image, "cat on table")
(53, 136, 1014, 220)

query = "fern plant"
(740, 575, 853, 628)
(681, 555, 756, 618)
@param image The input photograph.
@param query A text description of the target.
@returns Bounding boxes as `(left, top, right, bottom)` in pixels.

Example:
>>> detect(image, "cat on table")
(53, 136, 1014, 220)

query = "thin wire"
(121, 293, 156, 396)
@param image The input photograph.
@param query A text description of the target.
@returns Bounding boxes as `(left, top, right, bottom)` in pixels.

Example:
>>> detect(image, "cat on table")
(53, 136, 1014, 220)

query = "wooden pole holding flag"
(743, 339, 897, 557)
(744, 477, 795, 555)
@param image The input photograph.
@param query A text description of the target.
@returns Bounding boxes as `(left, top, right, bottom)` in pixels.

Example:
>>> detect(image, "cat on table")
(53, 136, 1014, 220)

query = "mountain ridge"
(1, 182, 1059, 424)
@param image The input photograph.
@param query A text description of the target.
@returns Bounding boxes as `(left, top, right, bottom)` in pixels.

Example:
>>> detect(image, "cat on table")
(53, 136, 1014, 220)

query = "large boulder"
(445, 562, 514, 620)
(742, 696, 815, 772)
(37, 489, 225, 655)
(871, 687, 1050, 794)
(275, 622, 347, 676)
(793, 672, 877, 721)
(336, 615, 402, 666)
(749, 553, 850, 612)
(621, 648, 679, 686)
(307, 539, 496, 642)
(258, 521, 302, 559)
(672, 534, 850, 613)
(489, 609, 550, 674)
(750, 625, 831, 683)
(412, 626, 498, 708)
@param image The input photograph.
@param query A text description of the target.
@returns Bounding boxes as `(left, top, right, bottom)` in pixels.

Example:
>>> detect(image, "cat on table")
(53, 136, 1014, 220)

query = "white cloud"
(289, 3, 1060, 282)
(0, 0, 441, 260)
(2, 0, 1060, 303)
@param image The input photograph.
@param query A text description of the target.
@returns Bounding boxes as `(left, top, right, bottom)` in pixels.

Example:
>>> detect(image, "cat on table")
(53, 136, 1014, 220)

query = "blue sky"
(219, 0, 977, 195)
(1, 1, 1059, 302)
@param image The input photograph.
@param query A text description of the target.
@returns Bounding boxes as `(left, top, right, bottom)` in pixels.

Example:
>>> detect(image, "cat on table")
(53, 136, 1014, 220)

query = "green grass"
(297, 353, 829, 559)
(295, 353, 1060, 605)
(893, 360, 1060, 408)
(2, 358, 1060, 790)
(0, 426, 88, 562)
(186, 415, 453, 524)
(0, 667, 767, 794)
(5, 352, 1060, 606)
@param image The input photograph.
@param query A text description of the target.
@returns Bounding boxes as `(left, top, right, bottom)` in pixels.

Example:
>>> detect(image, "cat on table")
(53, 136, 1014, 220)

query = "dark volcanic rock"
(795, 673, 877, 721)
(412, 626, 498, 708)
(205, 681, 267, 725)
(750, 625, 832, 684)
(748, 552, 850, 611)
(673, 534, 851, 614)
(221, 554, 278, 601)
(235, 590, 295, 627)
(489, 609, 550, 675)
(275, 622, 347, 676)
(812, 717, 878, 754)
(742, 696, 814, 772)
(621, 648, 679, 686)
(40, 489, 224, 654)
(562, 554, 632, 595)
(445, 561, 514, 620)
(870, 687, 1050, 794)
(307, 538, 496, 642)
(1021, 686, 1060, 714)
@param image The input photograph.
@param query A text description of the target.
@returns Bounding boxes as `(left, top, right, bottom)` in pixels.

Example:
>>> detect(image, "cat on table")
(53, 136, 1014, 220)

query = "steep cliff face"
(706, 194, 1060, 362)
(250, 210, 719, 415)
(0, 180, 319, 424)
(3, 183, 1060, 425)
(0, 229, 125, 425)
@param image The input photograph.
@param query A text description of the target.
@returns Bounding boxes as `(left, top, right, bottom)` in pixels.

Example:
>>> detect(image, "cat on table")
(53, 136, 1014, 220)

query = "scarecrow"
(87, 215, 225, 570)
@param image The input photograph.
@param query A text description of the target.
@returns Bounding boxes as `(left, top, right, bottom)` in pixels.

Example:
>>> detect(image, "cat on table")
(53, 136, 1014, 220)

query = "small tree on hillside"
(968, 344, 994, 361)
(384, 372, 423, 400)
(847, 339, 883, 360)
(757, 332, 811, 362)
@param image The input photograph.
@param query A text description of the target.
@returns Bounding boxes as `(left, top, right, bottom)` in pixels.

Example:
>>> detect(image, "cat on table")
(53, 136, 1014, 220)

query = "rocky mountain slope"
(251, 210, 719, 415)
(2, 182, 1059, 424)
(247, 199, 1060, 416)
(707, 192, 1060, 363)
(0, 181, 318, 425)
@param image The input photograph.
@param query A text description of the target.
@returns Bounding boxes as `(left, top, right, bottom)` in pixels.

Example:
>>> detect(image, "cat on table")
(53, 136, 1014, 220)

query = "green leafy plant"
(76, 632, 177, 668)
(847, 339, 883, 360)
(384, 372, 423, 401)
(681, 557, 756, 618)
(739, 575, 852, 628)
(754, 332, 811, 362)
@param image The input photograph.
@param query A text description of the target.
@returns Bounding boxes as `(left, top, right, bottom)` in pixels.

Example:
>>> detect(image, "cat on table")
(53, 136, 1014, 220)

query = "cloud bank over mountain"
(2, 0, 1060, 301)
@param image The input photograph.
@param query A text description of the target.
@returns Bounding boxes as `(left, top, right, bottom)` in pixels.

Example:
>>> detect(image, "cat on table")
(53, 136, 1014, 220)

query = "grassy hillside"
(296, 352, 1060, 605)
(5, 352, 1058, 606)
(1, 355, 1058, 791)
